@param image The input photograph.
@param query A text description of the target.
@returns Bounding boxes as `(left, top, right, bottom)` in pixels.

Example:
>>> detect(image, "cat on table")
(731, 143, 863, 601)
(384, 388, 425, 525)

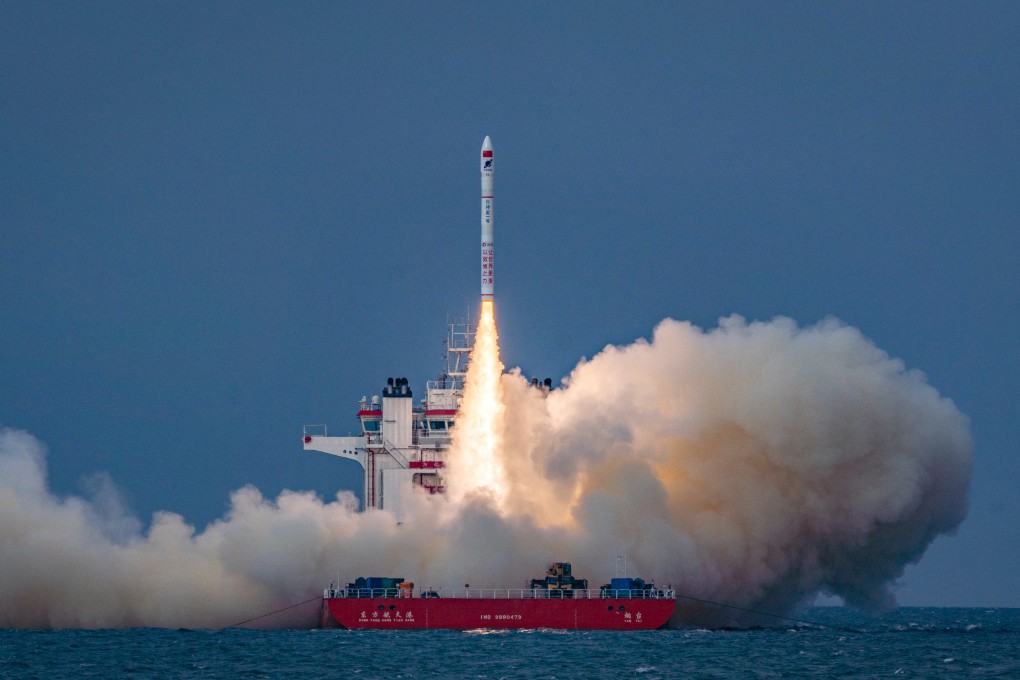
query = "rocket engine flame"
(0, 315, 972, 629)
(446, 300, 509, 510)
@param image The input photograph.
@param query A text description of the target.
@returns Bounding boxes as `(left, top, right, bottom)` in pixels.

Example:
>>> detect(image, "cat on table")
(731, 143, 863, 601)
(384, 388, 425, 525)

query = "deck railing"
(324, 587, 676, 600)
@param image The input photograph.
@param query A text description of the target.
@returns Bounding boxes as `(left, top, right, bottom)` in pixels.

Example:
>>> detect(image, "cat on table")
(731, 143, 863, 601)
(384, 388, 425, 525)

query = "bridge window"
(429, 420, 447, 431)
(363, 421, 380, 432)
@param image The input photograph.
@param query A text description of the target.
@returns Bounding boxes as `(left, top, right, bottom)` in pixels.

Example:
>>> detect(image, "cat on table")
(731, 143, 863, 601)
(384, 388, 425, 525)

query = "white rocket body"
(481, 136, 494, 301)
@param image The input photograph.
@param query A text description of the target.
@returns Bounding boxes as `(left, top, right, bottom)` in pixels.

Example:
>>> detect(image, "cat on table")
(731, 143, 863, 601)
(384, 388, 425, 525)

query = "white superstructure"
(303, 318, 475, 516)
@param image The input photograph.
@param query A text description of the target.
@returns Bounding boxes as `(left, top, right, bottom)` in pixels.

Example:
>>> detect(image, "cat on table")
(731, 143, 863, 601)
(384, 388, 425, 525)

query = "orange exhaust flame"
(446, 300, 508, 510)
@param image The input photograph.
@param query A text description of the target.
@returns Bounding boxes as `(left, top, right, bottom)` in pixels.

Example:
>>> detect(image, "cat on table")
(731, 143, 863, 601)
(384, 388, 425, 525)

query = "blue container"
(611, 578, 633, 591)
(366, 577, 385, 589)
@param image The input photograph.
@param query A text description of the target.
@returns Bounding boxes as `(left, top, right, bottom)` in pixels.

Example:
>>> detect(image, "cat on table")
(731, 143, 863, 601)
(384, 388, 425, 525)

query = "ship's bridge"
(303, 316, 473, 517)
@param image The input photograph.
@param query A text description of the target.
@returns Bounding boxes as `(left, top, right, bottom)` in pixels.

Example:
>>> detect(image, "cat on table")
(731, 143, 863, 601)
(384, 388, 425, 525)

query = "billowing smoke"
(482, 316, 972, 621)
(0, 316, 971, 628)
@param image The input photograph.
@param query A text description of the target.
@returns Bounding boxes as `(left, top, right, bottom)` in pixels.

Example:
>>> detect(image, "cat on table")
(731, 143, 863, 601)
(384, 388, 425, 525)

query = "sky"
(1, 2, 1018, 608)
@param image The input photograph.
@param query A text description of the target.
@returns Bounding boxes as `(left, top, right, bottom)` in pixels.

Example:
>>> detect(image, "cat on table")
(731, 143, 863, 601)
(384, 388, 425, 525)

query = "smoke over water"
(0, 315, 971, 628)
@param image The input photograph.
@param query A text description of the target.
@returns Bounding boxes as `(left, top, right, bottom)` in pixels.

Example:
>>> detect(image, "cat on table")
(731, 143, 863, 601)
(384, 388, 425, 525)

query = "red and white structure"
(481, 135, 494, 301)
(302, 319, 474, 517)
(321, 563, 676, 630)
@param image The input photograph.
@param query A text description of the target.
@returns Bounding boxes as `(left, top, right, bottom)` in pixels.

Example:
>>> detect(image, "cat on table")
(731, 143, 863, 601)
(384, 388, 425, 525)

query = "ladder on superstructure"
(440, 313, 475, 388)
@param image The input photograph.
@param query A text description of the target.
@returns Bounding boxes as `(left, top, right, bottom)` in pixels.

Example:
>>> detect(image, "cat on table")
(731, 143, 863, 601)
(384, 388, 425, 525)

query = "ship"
(304, 139, 676, 630)
(321, 562, 676, 630)
(301, 332, 675, 631)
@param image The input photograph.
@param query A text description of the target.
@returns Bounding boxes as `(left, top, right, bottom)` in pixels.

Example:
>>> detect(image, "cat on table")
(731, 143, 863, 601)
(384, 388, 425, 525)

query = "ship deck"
(326, 587, 675, 600)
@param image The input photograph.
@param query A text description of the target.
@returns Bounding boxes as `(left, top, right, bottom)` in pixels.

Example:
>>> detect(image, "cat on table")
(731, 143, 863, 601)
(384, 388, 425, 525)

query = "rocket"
(480, 136, 494, 301)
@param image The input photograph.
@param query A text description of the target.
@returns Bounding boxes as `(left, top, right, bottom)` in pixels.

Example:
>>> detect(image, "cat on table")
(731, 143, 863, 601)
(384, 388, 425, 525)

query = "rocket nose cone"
(482, 136, 493, 152)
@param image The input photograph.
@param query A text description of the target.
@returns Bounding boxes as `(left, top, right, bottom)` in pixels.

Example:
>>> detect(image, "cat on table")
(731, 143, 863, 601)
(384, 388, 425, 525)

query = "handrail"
(377, 436, 411, 468)
(324, 587, 676, 600)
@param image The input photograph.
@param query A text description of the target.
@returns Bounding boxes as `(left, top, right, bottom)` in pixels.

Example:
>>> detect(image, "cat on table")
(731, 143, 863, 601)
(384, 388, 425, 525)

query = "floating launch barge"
(322, 563, 676, 630)
(305, 139, 678, 630)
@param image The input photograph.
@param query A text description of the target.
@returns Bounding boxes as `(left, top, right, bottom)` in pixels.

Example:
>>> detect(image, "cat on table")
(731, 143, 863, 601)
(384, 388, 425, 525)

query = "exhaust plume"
(481, 316, 972, 620)
(445, 299, 508, 509)
(0, 315, 971, 628)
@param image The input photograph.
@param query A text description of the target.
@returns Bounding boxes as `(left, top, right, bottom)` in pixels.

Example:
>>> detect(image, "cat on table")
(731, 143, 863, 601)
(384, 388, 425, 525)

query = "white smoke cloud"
(0, 316, 971, 628)
(4, 429, 434, 627)
(487, 316, 971, 621)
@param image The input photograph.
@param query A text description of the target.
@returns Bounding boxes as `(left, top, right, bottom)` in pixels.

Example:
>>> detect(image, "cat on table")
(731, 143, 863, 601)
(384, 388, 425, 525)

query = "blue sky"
(2, 2, 1018, 606)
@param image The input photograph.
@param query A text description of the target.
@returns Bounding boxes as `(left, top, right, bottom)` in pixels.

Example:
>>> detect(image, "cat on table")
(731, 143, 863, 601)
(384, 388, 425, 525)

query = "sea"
(2, 608, 1018, 679)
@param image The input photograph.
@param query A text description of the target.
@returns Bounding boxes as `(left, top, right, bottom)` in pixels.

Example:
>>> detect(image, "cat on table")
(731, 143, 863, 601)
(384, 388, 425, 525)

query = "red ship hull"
(323, 595, 675, 630)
